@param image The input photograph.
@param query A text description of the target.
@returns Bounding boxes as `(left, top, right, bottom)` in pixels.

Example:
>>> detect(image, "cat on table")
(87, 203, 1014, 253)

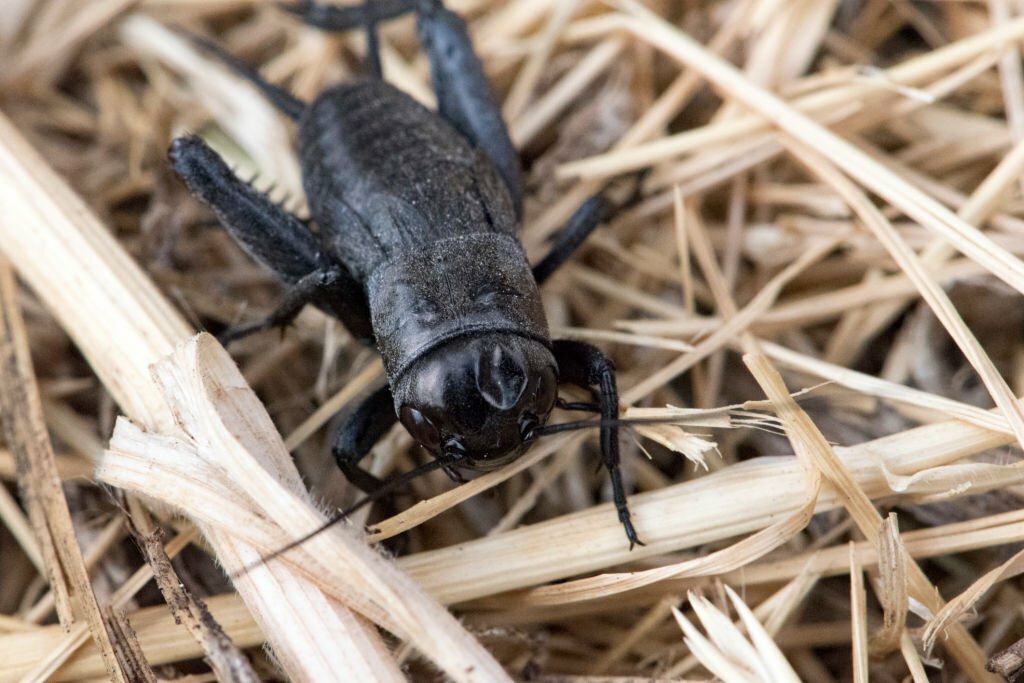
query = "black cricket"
(169, 0, 642, 547)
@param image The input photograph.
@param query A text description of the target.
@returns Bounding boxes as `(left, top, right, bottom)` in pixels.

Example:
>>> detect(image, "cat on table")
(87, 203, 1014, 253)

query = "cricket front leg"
(552, 339, 643, 549)
(332, 385, 397, 493)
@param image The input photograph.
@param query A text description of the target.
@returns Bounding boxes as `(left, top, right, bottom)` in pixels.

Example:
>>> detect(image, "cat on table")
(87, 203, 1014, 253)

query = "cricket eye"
(400, 405, 441, 450)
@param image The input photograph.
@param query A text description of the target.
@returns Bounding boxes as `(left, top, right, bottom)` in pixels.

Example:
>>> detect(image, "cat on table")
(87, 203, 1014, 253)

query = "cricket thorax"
(367, 232, 550, 383)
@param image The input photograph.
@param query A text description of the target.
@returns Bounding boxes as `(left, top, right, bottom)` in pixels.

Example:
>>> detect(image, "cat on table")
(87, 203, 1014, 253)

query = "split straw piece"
(101, 334, 511, 682)
(673, 587, 802, 683)
(661, 570, 819, 679)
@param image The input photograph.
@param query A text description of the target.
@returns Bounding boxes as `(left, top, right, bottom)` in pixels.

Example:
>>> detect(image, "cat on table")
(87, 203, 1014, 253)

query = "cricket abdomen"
(297, 80, 517, 281)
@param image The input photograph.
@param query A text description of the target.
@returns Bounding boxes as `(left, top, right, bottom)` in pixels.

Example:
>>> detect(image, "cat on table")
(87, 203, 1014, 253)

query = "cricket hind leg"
(170, 135, 319, 281)
(552, 339, 643, 549)
(169, 135, 374, 344)
(415, 0, 523, 216)
(283, 0, 414, 31)
(283, 0, 408, 80)
(286, 0, 524, 217)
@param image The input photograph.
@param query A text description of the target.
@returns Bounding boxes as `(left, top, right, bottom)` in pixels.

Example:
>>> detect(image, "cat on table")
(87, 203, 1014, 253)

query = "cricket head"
(392, 333, 557, 470)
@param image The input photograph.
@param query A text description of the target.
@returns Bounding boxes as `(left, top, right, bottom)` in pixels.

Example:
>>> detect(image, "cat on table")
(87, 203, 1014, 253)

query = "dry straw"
(4, 0, 1024, 680)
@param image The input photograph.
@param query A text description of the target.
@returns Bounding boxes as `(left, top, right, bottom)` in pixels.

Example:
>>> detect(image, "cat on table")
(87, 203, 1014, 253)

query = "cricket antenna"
(229, 457, 448, 579)
(531, 414, 708, 438)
